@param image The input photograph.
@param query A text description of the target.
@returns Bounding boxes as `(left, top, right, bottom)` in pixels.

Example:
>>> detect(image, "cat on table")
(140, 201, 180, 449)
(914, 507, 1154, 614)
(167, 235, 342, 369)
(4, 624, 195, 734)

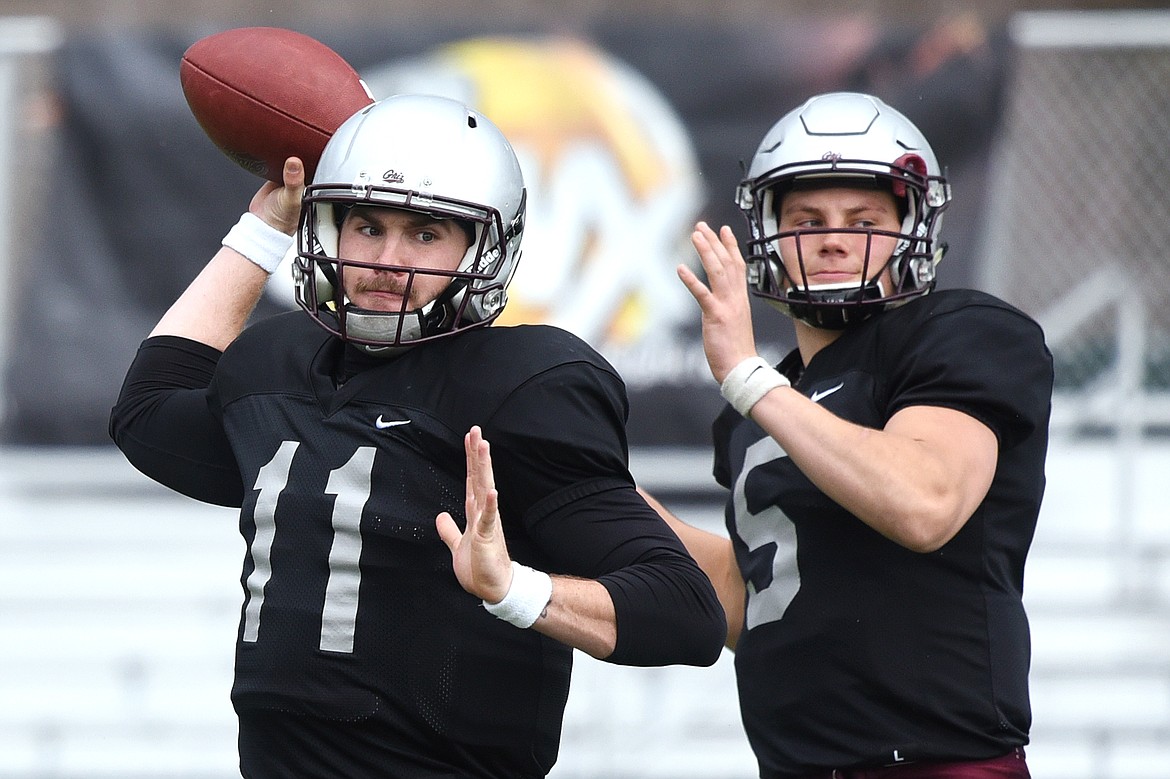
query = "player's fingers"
(462, 428, 504, 543)
(677, 263, 713, 307)
(692, 222, 739, 289)
(718, 225, 747, 273)
(478, 488, 501, 537)
(689, 230, 722, 288)
(282, 156, 305, 190)
(463, 427, 498, 531)
(470, 471, 501, 541)
(691, 221, 721, 262)
(463, 431, 481, 520)
(435, 511, 463, 552)
(687, 227, 745, 315)
(269, 157, 304, 233)
(467, 426, 496, 494)
(249, 158, 303, 235)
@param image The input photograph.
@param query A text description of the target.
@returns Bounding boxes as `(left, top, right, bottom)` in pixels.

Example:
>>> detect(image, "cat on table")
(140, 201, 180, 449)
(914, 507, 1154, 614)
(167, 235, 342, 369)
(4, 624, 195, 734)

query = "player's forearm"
(532, 576, 617, 659)
(150, 247, 271, 350)
(484, 548, 726, 664)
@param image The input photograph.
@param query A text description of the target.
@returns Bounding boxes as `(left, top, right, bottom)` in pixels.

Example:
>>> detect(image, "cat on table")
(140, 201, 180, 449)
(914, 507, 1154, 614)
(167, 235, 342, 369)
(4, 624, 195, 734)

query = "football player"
(642, 92, 1052, 778)
(110, 94, 725, 779)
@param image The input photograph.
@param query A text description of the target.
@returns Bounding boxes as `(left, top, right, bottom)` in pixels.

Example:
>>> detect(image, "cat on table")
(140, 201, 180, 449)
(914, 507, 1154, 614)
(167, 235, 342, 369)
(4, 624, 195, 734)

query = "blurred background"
(0, 1, 1168, 777)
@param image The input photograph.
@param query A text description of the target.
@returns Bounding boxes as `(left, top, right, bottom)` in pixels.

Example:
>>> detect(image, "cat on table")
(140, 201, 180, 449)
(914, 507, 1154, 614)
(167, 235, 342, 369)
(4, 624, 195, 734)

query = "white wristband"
(221, 212, 294, 275)
(720, 356, 790, 417)
(483, 561, 553, 629)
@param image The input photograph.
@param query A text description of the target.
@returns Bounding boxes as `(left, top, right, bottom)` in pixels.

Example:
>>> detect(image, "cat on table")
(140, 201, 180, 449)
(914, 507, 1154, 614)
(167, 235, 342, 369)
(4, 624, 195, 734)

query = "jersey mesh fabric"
(110, 313, 723, 778)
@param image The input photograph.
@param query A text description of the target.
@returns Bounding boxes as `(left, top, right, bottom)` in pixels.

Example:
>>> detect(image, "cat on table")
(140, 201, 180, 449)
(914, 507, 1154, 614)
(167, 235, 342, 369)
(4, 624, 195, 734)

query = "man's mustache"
(352, 275, 412, 296)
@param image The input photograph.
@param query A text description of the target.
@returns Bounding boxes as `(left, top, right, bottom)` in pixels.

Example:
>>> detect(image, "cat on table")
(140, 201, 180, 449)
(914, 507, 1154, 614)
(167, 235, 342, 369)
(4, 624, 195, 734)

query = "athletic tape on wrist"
(221, 212, 294, 275)
(483, 561, 553, 629)
(720, 356, 790, 418)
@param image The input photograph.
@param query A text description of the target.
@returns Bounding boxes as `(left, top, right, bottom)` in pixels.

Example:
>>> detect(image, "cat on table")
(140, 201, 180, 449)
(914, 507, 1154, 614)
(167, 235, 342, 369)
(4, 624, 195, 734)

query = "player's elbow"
(887, 500, 971, 553)
(899, 528, 955, 554)
(693, 608, 730, 666)
(602, 563, 727, 667)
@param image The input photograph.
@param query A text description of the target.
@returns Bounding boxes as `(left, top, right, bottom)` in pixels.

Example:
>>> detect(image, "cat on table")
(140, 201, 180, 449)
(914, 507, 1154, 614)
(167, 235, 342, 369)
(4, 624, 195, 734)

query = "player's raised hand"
(248, 156, 305, 236)
(679, 221, 761, 384)
(436, 426, 515, 604)
(150, 165, 300, 348)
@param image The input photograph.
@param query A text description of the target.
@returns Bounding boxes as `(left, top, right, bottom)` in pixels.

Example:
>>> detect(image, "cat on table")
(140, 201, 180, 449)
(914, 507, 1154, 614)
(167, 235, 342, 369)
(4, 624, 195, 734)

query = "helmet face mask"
(293, 94, 527, 353)
(736, 92, 951, 329)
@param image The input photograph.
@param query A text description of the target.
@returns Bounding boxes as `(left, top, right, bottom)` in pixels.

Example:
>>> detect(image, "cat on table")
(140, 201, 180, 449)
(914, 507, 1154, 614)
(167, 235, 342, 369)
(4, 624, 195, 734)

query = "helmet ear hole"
(891, 153, 927, 198)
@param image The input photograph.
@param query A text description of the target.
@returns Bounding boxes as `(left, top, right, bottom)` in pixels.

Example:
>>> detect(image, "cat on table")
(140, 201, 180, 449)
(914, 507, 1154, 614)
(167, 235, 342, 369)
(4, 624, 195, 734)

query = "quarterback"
(110, 94, 725, 778)
(645, 92, 1053, 778)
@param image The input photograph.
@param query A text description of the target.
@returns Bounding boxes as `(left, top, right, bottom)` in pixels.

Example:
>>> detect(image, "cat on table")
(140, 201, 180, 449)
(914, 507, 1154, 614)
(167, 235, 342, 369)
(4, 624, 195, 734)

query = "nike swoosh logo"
(375, 416, 411, 429)
(809, 382, 845, 403)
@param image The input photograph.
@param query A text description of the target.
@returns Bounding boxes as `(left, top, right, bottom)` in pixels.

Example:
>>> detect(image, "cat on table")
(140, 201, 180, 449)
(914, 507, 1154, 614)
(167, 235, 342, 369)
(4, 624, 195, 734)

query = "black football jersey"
(712, 289, 1053, 778)
(110, 313, 724, 779)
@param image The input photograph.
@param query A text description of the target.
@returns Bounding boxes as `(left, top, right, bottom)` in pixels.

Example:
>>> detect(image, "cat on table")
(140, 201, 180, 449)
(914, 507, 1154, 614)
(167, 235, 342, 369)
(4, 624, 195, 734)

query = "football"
(180, 27, 374, 183)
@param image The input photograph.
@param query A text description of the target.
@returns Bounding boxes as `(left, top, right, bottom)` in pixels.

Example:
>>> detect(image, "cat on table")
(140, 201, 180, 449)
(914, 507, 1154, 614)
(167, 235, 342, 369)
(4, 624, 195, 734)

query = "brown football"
(180, 27, 374, 182)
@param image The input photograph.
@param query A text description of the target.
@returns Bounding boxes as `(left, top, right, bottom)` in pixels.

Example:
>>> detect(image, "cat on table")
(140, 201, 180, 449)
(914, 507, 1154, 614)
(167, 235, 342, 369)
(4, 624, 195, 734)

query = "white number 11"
(242, 441, 375, 654)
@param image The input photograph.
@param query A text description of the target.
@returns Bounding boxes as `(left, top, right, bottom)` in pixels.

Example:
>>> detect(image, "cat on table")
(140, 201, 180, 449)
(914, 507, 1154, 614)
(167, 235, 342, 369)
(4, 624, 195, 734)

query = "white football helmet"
(735, 92, 951, 328)
(294, 93, 526, 352)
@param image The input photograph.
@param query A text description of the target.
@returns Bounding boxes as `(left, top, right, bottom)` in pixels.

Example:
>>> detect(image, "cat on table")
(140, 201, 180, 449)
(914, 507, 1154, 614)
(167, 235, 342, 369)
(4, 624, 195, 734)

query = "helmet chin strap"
(342, 278, 469, 354)
(780, 277, 888, 329)
(790, 277, 887, 297)
(343, 307, 427, 354)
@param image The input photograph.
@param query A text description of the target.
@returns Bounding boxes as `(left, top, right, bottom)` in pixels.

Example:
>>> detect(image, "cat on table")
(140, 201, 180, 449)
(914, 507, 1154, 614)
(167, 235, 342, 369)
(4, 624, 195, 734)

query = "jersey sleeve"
(485, 361, 726, 667)
(883, 301, 1053, 450)
(108, 335, 244, 507)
